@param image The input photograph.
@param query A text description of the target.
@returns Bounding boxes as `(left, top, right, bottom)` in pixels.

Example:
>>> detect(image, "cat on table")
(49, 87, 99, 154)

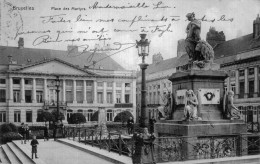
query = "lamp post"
(136, 34, 150, 128)
(55, 76, 61, 121)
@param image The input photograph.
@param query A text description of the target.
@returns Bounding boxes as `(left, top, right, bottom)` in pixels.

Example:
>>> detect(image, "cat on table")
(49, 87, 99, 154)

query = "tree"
(51, 110, 65, 121)
(114, 111, 134, 123)
(68, 113, 86, 125)
(36, 112, 55, 125)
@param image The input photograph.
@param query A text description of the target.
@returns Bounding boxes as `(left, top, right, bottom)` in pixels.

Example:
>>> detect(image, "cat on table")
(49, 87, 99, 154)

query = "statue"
(183, 90, 199, 120)
(185, 12, 215, 68)
(223, 91, 240, 120)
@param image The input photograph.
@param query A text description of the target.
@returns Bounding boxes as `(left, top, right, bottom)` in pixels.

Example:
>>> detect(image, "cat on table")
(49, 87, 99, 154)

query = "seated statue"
(184, 90, 199, 120)
(224, 91, 240, 120)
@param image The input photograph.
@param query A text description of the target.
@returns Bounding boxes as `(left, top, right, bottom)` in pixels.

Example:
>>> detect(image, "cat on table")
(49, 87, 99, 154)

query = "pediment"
(17, 60, 92, 75)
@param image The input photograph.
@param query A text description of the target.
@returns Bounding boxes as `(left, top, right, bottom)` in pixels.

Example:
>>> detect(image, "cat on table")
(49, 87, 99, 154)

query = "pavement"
(13, 139, 117, 164)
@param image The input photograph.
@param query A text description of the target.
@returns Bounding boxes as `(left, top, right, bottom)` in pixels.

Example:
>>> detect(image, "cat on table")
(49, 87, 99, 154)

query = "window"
(157, 91, 160, 104)
(86, 81, 92, 86)
(116, 91, 121, 103)
(239, 81, 245, 98)
(0, 111, 6, 122)
(153, 85, 156, 89)
(25, 90, 32, 103)
(107, 92, 112, 103)
(97, 82, 103, 87)
(13, 90, 21, 102)
(77, 109, 83, 114)
(25, 79, 32, 85)
(14, 111, 21, 122)
(164, 83, 166, 88)
(116, 82, 121, 87)
(26, 111, 32, 122)
(66, 80, 73, 86)
(67, 109, 73, 120)
(157, 85, 160, 89)
(76, 91, 83, 103)
(239, 70, 244, 76)
(66, 91, 73, 103)
(153, 92, 156, 104)
(36, 79, 43, 86)
(149, 93, 152, 104)
(249, 68, 254, 75)
(36, 91, 43, 103)
(0, 89, 6, 102)
(76, 81, 83, 86)
(0, 79, 6, 84)
(230, 71, 235, 77)
(13, 78, 20, 84)
(86, 109, 93, 122)
(231, 84, 236, 93)
(86, 91, 93, 103)
(249, 80, 254, 98)
(107, 82, 113, 87)
(97, 92, 103, 103)
(125, 94, 130, 103)
(37, 110, 43, 119)
(125, 83, 130, 88)
(106, 109, 113, 122)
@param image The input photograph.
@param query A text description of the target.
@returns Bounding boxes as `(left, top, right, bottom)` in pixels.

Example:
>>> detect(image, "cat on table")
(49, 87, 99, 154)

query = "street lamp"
(55, 76, 61, 121)
(136, 34, 150, 128)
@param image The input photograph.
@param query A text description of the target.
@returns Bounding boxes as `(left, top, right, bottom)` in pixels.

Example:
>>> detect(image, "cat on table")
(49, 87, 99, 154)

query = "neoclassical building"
(0, 42, 136, 125)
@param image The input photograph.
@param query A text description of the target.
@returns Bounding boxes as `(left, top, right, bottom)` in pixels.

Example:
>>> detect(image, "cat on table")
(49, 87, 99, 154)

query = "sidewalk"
(14, 139, 114, 164)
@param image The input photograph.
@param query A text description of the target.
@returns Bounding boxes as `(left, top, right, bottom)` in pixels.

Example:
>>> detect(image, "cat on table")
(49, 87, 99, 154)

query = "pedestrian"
(43, 124, 49, 141)
(20, 123, 26, 144)
(25, 124, 30, 143)
(149, 116, 156, 133)
(127, 117, 134, 135)
(30, 135, 39, 159)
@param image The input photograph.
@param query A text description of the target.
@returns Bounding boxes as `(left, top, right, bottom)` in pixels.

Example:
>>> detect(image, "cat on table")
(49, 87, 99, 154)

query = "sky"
(1, 0, 260, 70)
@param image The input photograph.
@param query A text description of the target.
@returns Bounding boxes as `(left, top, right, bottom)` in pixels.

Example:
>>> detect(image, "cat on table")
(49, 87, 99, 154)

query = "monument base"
(154, 120, 247, 160)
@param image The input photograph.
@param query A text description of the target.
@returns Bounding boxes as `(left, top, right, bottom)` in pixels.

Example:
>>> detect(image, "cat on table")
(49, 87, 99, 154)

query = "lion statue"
(195, 40, 214, 62)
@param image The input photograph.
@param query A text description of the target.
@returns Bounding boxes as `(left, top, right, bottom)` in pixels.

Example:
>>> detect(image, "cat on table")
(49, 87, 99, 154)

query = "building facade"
(0, 45, 136, 125)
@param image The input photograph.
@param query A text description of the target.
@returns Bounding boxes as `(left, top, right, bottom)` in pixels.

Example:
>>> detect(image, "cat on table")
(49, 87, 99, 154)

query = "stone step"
(1, 144, 22, 164)
(7, 142, 34, 164)
(12, 141, 46, 164)
(0, 146, 11, 164)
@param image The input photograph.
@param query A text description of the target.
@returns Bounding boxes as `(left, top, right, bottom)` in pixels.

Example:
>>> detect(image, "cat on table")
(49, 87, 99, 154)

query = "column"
(244, 68, 248, 98)
(121, 83, 125, 103)
(93, 81, 97, 104)
(83, 80, 87, 103)
(227, 77, 231, 92)
(254, 66, 259, 97)
(21, 77, 25, 103)
(103, 81, 107, 104)
(73, 80, 77, 103)
(32, 78, 36, 103)
(112, 82, 116, 103)
(43, 78, 48, 101)
(235, 69, 240, 99)
(62, 79, 66, 102)
(9, 77, 13, 102)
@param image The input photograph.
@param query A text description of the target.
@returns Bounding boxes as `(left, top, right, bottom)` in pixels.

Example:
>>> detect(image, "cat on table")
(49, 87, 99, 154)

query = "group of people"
(126, 116, 157, 135)
(19, 123, 52, 159)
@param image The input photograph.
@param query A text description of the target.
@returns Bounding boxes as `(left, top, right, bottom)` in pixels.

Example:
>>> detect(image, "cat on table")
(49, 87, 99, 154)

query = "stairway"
(0, 142, 35, 164)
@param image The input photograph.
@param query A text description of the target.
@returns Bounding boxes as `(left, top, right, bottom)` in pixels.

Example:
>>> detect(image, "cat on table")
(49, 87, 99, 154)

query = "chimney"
(67, 45, 78, 54)
(18, 37, 24, 49)
(253, 14, 260, 39)
(206, 27, 226, 48)
(177, 39, 186, 57)
(152, 53, 163, 64)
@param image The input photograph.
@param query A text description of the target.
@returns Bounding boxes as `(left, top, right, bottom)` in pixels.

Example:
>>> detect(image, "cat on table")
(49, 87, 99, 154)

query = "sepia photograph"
(0, 0, 260, 163)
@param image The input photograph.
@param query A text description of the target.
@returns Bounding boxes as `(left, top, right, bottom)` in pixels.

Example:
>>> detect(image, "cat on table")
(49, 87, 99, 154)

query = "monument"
(154, 12, 247, 160)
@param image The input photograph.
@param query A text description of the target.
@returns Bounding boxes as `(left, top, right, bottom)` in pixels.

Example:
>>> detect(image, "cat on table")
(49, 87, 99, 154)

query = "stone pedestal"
(153, 65, 248, 161)
(169, 69, 227, 120)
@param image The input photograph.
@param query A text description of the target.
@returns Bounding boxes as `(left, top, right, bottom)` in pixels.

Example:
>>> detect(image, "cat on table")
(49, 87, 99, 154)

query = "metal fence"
(64, 125, 260, 163)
